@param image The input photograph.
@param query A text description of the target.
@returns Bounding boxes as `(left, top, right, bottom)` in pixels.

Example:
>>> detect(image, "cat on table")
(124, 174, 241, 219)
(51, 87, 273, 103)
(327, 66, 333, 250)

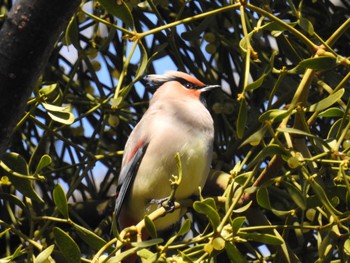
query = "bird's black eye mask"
(147, 76, 204, 90)
(172, 77, 203, 90)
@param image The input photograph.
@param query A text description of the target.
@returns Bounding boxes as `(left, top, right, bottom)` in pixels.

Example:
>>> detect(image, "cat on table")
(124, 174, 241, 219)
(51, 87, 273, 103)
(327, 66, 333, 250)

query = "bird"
(114, 71, 219, 232)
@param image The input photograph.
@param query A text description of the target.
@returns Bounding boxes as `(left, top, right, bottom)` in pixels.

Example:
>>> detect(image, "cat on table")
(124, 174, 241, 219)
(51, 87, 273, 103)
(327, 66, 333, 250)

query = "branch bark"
(0, 0, 81, 156)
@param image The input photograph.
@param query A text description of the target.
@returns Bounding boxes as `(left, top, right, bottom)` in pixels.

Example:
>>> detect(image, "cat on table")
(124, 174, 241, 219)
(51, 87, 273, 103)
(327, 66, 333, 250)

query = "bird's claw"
(150, 197, 175, 213)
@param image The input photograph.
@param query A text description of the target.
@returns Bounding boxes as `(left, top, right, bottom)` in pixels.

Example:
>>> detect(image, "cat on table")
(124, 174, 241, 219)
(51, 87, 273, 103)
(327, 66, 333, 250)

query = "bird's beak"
(200, 85, 221, 92)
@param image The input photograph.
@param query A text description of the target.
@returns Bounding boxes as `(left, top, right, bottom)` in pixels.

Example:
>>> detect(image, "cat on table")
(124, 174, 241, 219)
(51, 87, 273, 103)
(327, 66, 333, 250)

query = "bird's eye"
(185, 82, 194, 89)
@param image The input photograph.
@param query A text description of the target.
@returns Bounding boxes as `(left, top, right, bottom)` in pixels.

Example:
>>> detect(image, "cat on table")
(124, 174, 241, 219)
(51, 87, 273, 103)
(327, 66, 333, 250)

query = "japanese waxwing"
(114, 71, 219, 231)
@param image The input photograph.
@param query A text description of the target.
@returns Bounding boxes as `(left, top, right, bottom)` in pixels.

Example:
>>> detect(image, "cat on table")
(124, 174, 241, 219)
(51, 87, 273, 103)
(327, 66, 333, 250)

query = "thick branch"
(0, 0, 81, 156)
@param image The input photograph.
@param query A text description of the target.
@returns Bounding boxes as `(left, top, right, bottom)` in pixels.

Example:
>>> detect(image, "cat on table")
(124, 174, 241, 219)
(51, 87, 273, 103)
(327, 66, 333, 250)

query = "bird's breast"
(133, 134, 212, 198)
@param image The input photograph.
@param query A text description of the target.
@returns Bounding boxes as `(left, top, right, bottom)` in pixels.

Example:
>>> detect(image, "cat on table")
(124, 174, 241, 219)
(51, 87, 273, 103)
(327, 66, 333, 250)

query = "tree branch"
(0, 0, 81, 156)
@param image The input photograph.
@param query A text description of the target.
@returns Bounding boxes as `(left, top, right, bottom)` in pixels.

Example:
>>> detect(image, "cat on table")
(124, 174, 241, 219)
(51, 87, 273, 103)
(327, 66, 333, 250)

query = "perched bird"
(114, 71, 219, 231)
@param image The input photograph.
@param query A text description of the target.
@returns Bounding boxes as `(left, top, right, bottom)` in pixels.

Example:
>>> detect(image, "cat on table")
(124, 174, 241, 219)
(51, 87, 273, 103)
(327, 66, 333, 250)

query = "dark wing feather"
(113, 142, 149, 221)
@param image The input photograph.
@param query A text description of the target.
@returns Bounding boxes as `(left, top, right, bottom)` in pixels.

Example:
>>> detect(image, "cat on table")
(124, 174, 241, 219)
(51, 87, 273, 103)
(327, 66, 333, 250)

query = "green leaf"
(47, 111, 75, 125)
(233, 200, 253, 213)
(120, 41, 149, 99)
(42, 103, 75, 125)
(131, 238, 164, 248)
(99, 0, 134, 29)
(259, 109, 293, 123)
(108, 247, 139, 263)
(277, 127, 314, 138)
(177, 218, 191, 236)
(257, 187, 291, 216)
(256, 187, 271, 210)
(144, 215, 157, 239)
(244, 73, 267, 92)
(193, 198, 220, 228)
(308, 176, 342, 216)
(248, 144, 287, 169)
(137, 248, 157, 261)
(282, 181, 307, 210)
(298, 56, 337, 70)
(239, 232, 284, 245)
(64, 15, 80, 49)
(231, 216, 246, 236)
(34, 154, 52, 176)
(236, 99, 247, 139)
(1, 153, 44, 203)
(181, 16, 213, 41)
(39, 83, 62, 104)
(263, 21, 297, 33)
(54, 227, 81, 263)
(318, 107, 344, 118)
(34, 245, 54, 263)
(239, 32, 253, 52)
(0, 245, 25, 262)
(53, 184, 69, 218)
(241, 125, 268, 147)
(317, 230, 334, 260)
(73, 222, 110, 252)
(306, 89, 344, 113)
(225, 242, 248, 263)
(0, 228, 11, 239)
(165, 218, 192, 247)
(344, 238, 350, 256)
(298, 17, 314, 35)
(0, 193, 27, 213)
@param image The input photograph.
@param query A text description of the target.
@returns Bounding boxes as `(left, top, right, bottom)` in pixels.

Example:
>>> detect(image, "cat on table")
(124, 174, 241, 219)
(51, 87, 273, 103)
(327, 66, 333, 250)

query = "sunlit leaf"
(193, 198, 220, 229)
(34, 245, 54, 263)
(39, 83, 62, 104)
(318, 107, 344, 118)
(306, 89, 344, 113)
(42, 103, 74, 125)
(144, 215, 157, 239)
(47, 111, 75, 125)
(233, 200, 252, 213)
(344, 238, 350, 256)
(34, 154, 52, 176)
(277, 127, 314, 137)
(137, 249, 157, 261)
(259, 109, 293, 123)
(131, 238, 164, 248)
(298, 56, 337, 70)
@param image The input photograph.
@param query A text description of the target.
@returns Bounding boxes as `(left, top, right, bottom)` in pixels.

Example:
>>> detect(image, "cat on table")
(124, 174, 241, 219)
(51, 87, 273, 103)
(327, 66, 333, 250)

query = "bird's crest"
(147, 71, 206, 89)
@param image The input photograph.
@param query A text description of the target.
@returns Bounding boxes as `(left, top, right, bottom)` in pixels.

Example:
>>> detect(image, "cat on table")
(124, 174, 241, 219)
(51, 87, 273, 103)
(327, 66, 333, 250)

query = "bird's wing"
(113, 140, 149, 220)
